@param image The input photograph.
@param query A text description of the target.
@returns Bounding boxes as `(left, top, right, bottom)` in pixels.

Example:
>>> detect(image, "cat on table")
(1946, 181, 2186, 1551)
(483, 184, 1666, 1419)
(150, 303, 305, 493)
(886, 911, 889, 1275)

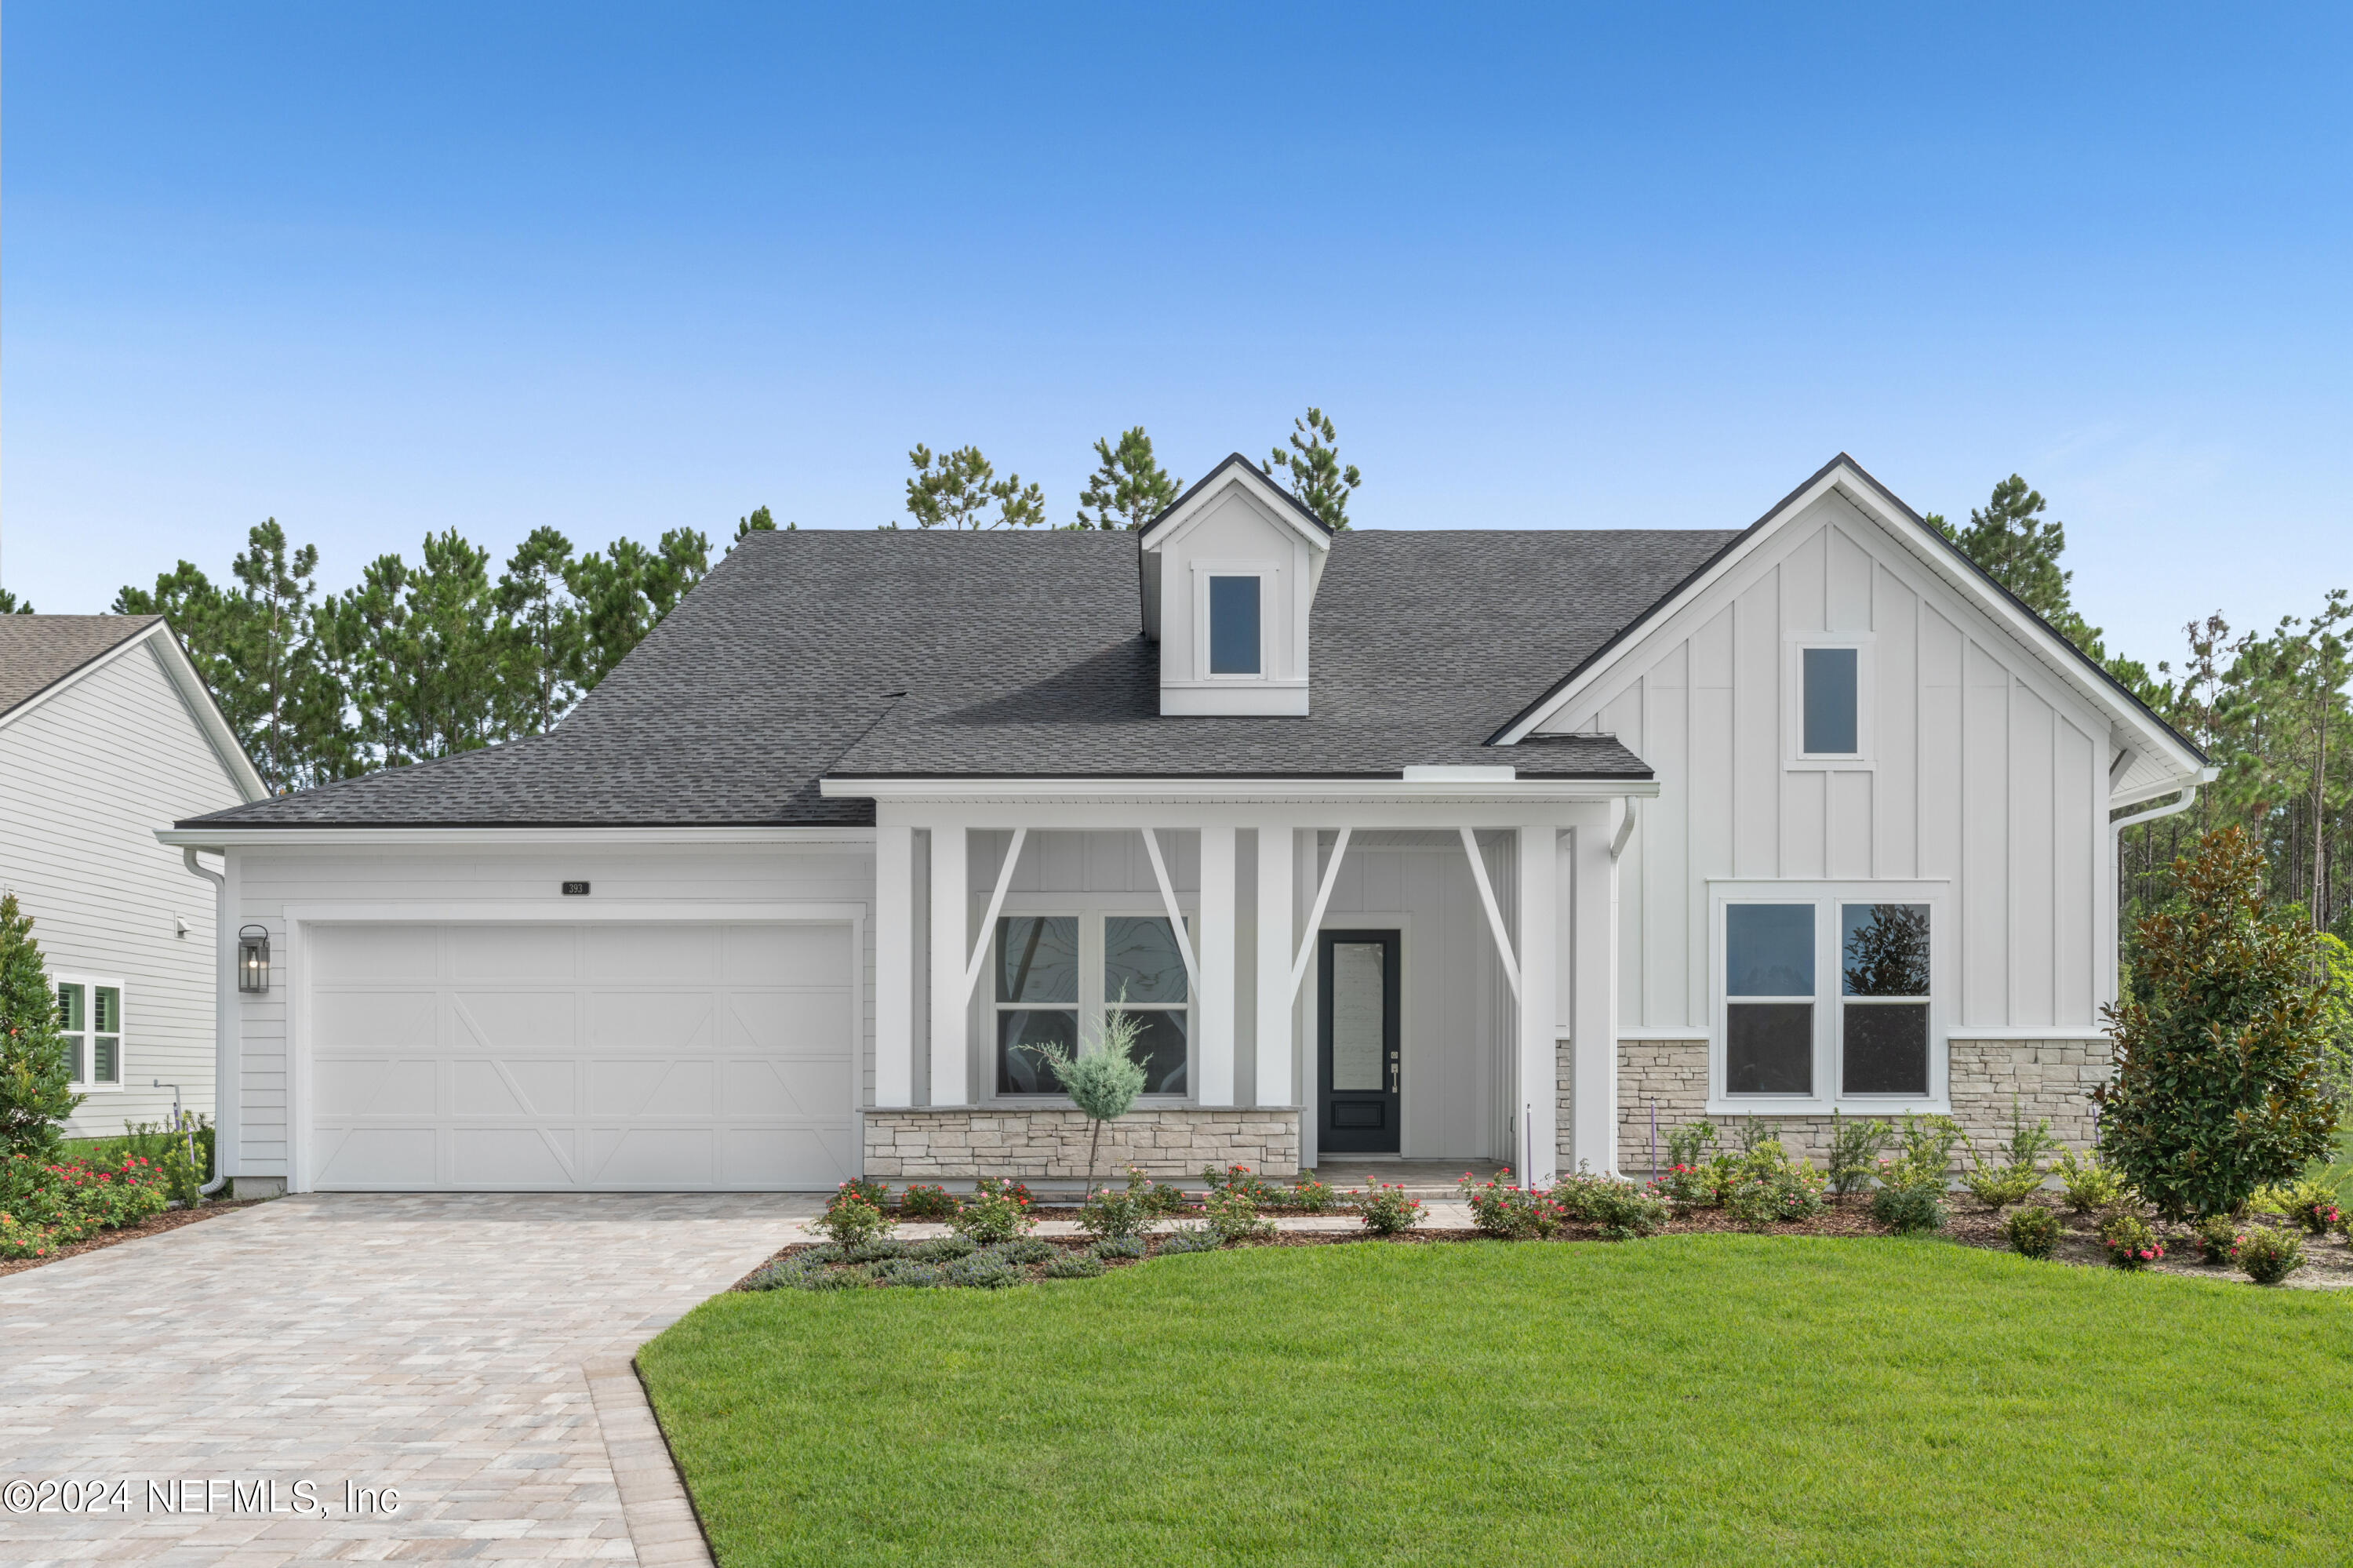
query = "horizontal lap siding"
(1540, 491, 2108, 1036)
(227, 844, 875, 1179)
(0, 642, 248, 1137)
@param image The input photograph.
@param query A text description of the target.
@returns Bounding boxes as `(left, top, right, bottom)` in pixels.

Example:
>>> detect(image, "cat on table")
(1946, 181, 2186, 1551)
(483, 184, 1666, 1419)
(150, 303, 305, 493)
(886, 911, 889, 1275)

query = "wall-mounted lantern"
(237, 925, 271, 993)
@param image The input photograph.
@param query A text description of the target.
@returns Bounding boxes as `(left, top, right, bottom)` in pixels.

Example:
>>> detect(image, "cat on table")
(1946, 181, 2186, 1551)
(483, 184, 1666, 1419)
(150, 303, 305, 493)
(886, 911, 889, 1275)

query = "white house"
(2, 615, 267, 1141)
(160, 455, 2207, 1197)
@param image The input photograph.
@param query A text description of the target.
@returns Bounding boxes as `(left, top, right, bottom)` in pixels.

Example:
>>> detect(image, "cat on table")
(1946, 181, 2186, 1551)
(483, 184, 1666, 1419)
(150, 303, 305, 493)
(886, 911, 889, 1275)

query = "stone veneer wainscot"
(864, 1107, 1301, 1181)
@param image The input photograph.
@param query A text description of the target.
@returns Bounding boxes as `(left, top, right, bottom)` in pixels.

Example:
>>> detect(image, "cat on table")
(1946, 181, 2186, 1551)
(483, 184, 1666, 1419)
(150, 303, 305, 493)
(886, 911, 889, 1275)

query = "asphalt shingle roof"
(0, 615, 160, 718)
(183, 526, 1737, 830)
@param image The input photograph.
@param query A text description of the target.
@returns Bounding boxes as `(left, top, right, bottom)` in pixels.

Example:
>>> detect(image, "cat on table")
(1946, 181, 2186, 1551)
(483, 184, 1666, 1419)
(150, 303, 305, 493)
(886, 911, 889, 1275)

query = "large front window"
(1717, 888, 1941, 1106)
(995, 914, 1190, 1097)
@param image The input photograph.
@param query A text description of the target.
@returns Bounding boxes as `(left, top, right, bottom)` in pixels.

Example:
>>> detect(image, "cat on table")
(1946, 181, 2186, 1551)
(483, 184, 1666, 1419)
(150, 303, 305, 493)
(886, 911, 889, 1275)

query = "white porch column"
(874, 819, 915, 1108)
(928, 824, 969, 1106)
(1516, 824, 1561, 1184)
(1195, 825, 1237, 1106)
(1254, 825, 1295, 1107)
(1570, 813, 1620, 1173)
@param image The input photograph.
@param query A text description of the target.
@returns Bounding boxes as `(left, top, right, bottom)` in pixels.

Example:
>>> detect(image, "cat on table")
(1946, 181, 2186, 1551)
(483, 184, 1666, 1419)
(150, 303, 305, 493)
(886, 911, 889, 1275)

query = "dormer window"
(1208, 576, 1263, 676)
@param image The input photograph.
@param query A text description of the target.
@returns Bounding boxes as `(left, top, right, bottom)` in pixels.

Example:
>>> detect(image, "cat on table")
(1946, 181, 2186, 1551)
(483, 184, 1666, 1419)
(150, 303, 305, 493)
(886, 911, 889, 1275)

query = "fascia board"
(146, 626, 270, 801)
(1140, 461, 1332, 555)
(823, 776, 1660, 803)
(155, 824, 878, 849)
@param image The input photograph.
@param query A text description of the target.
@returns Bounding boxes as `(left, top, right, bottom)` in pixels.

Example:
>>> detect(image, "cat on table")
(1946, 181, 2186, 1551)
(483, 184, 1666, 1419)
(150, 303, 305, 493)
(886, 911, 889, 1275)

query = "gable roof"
(1136, 452, 1335, 550)
(179, 523, 1735, 831)
(0, 615, 160, 717)
(1489, 453, 2209, 783)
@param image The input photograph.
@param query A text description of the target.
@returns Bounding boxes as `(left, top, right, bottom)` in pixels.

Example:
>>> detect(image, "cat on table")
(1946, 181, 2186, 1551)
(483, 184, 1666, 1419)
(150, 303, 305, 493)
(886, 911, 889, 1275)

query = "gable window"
(1802, 646, 1859, 755)
(995, 913, 1191, 1097)
(1207, 575, 1262, 675)
(1712, 884, 1944, 1109)
(55, 978, 124, 1090)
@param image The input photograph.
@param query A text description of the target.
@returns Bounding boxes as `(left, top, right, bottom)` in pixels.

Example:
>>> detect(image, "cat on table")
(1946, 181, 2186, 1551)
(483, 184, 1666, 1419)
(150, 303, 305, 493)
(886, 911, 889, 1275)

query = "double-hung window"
(995, 913, 1191, 1097)
(55, 977, 125, 1090)
(1715, 885, 1942, 1108)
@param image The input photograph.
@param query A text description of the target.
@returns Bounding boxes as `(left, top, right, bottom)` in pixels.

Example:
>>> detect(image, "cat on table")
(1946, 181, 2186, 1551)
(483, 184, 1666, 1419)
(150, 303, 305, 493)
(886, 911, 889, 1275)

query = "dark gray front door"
(1318, 930, 1400, 1155)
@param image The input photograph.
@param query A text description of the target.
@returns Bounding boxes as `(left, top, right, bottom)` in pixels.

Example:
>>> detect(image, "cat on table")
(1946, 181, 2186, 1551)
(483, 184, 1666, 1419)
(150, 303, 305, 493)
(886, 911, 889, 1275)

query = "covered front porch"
(835, 781, 1648, 1185)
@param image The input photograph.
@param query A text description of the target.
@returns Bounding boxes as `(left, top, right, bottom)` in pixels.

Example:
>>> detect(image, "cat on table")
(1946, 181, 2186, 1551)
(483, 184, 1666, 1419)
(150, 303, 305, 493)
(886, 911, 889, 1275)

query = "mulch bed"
(0, 1199, 266, 1280)
(743, 1193, 2353, 1291)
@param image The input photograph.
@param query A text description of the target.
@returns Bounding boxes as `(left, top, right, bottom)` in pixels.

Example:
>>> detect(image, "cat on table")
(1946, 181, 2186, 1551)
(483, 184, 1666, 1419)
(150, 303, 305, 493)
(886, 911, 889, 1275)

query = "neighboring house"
(162, 454, 2207, 1197)
(2, 616, 267, 1141)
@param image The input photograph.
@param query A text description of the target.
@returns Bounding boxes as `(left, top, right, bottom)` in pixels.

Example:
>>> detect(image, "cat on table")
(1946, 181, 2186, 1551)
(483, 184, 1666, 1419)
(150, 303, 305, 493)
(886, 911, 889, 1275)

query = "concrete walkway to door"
(0, 1191, 818, 1565)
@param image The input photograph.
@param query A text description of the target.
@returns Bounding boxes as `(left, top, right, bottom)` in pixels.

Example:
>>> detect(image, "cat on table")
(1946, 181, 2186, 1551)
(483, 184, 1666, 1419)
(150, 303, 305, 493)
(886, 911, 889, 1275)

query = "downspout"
(2108, 783, 2201, 842)
(180, 848, 233, 1196)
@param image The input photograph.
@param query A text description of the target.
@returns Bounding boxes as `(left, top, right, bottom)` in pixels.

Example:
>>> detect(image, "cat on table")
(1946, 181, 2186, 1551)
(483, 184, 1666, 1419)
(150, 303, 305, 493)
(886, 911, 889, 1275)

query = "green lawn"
(638, 1237, 2351, 1567)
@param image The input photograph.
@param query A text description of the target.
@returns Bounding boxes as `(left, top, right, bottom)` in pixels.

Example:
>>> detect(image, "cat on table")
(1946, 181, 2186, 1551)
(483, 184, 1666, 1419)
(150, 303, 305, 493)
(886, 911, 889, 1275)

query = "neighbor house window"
(1725, 905, 1813, 1095)
(1207, 575, 1262, 675)
(1802, 646, 1859, 755)
(995, 912, 1192, 1097)
(55, 978, 123, 1089)
(995, 916, 1078, 1094)
(1841, 903, 1931, 1095)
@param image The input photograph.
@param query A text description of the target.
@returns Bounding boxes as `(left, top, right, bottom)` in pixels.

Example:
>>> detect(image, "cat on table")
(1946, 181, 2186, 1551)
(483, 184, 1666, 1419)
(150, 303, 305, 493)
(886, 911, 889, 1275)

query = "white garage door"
(304, 921, 857, 1191)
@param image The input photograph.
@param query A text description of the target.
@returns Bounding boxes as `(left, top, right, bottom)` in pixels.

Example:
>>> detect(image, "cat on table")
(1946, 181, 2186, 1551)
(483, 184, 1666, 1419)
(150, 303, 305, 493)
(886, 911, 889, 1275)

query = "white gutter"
(157, 824, 877, 850)
(2109, 784, 2201, 842)
(824, 776, 1660, 804)
(178, 849, 233, 1198)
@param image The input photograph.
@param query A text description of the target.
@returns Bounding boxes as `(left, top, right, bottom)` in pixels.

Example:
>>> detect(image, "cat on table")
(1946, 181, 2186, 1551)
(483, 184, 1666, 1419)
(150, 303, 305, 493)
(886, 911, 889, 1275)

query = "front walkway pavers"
(0, 1192, 816, 1566)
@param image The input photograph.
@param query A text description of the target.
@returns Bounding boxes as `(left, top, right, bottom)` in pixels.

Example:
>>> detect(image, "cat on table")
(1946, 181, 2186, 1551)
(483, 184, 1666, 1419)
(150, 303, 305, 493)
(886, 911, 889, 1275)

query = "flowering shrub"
(2193, 1215, 2242, 1265)
(1285, 1172, 1340, 1213)
(816, 1195, 893, 1250)
(0, 1152, 170, 1259)
(1124, 1166, 1190, 1215)
(2053, 1147, 2129, 1214)
(1652, 1163, 1714, 1211)
(1202, 1164, 1285, 1206)
(1078, 1185, 1151, 1239)
(2238, 1227, 2304, 1286)
(2099, 1212, 2163, 1270)
(1204, 1187, 1272, 1243)
(2004, 1206, 2061, 1260)
(1457, 1171, 1563, 1239)
(1716, 1141, 1826, 1229)
(1352, 1184, 1424, 1235)
(898, 1184, 959, 1219)
(2283, 1184, 2342, 1236)
(975, 1177, 1034, 1206)
(951, 1182, 1035, 1244)
(837, 1177, 890, 1208)
(1584, 1183, 1670, 1240)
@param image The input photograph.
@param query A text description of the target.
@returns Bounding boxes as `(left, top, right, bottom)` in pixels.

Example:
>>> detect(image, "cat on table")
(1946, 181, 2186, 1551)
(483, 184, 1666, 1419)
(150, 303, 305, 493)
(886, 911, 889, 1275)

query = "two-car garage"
(300, 918, 858, 1191)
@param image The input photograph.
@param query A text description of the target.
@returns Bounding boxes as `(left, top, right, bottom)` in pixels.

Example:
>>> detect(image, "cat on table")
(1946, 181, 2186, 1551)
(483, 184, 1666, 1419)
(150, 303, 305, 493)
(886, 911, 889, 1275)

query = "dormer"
(1137, 453, 1333, 716)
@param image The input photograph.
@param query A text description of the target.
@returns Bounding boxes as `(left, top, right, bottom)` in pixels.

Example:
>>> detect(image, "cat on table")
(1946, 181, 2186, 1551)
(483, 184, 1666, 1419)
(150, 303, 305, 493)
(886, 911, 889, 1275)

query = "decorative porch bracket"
(1286, 827, 1354, 1003)
(958, 827, 1030, 1006)
(1140, 828, 1204, 1002)
(1457, 826, 1522, 1002)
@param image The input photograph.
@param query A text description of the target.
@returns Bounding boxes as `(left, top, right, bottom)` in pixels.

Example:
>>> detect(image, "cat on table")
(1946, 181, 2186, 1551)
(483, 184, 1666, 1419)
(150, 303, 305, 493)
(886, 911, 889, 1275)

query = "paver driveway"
(0, 1192, 816, 1565)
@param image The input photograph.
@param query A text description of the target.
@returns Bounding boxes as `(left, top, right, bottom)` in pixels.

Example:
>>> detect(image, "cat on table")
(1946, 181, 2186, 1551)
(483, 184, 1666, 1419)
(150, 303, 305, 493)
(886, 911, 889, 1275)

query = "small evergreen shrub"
(1078, 1185, 1151, 1239)
(908, 1235, 977, 1263)
(1719, 1142, 1827, 1228)
(798, 1242, 844, 1264)
(1044, 1251, 1106, 1279)
(942, 1252, 1020, 1289)
(798, 1267, 864, 1291)
(816, 1192, 894, 1250)
(846, 1235, 908, 1263)
(1353, 1183, 1425, 1235)
(2100, 1212, 2164, 1270)
(1826, 1110, 1893, 1198)
(1205, 1187, 1273, 1243)
(874, 1260, 943, 1288)
(1870, 1184, 1947, 1235)
(951, 1183, 1035, 1244)
(1155, 1228, 1219, 1254)
(2004, 1206, 2061, 1260)
(995, 1236, 1055, 1264)
(2238, 1227, 2304, 1286)
(2053, 1146, 2129, 1213)
(1092, 1235, 1145, 1260)
(1585, 1183, 1669, 1240)
(1961, 1101, 2060, 1211)
(898, 1184, 959, 1218)
(2193, 1215, 2242, 1265)
(1664, 1119, 1718, 1176)
(1457, 1171, 1562, 1239)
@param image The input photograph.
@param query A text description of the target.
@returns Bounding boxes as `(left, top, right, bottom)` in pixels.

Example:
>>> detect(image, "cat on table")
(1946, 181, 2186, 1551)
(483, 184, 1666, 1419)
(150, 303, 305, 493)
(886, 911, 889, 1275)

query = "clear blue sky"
(5, 3, 2348, 675)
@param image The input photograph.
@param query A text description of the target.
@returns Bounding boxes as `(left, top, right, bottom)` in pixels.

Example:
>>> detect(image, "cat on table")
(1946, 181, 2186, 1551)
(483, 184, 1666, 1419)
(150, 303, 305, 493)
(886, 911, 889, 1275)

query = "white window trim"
(986, 902, 1195, 1104)
(1190, 559, 1279, 683)
(1707, 879, 1947, 1115)
(53, 972, 128, 1093)
(1784, 633, 1875, 769)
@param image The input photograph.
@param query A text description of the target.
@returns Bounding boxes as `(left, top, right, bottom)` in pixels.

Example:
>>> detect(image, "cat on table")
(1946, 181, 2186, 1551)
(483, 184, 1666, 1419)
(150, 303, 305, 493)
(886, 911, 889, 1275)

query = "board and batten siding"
(0, 638, 246, 1137)
(1540, 489, 2109, 1035)
(225, 844, 876, 1180)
